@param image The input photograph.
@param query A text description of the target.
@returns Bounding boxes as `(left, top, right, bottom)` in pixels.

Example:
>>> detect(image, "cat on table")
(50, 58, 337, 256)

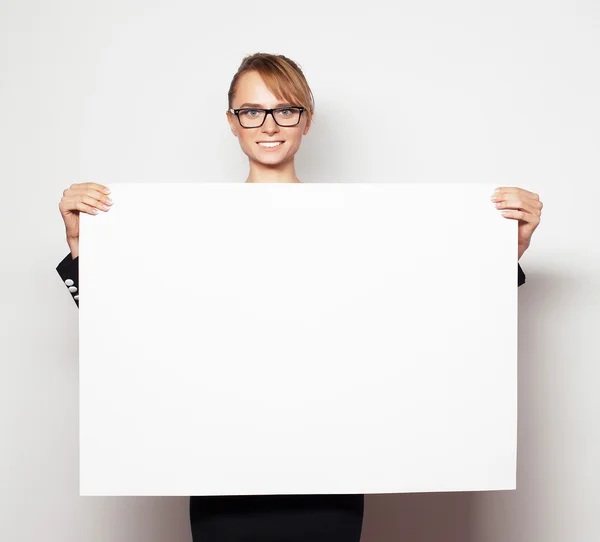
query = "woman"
(56, 53, 542, 541)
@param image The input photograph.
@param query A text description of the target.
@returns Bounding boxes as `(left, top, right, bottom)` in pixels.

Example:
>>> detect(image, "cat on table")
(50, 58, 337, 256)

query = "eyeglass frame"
(229, 106, 305, 128)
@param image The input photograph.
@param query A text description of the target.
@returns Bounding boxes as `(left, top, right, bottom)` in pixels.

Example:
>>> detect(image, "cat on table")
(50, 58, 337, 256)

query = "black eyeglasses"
(229, 106, 305, 128)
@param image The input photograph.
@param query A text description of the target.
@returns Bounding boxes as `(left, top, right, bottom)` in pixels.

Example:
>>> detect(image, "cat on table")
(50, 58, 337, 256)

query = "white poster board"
(79, 182, 518, 496)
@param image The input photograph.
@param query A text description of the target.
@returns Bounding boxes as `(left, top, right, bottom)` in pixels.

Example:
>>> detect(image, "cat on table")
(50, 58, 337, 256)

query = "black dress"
(56, 252, 526, 541)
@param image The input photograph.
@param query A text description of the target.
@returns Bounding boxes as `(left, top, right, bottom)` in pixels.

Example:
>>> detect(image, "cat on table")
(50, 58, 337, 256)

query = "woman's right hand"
(58, 182, 112, 258)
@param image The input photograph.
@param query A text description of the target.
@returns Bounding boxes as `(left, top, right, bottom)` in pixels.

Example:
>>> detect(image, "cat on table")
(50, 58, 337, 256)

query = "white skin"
(58, 72, 542, 259)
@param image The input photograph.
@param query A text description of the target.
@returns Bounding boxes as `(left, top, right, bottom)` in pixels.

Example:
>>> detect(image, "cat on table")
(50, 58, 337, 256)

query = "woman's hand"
(491, 186, 543, 259)
(59, 182, 112, 258)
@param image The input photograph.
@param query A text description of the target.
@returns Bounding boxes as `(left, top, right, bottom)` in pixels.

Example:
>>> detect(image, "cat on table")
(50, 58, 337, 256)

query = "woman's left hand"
(491, 186, 543, 259)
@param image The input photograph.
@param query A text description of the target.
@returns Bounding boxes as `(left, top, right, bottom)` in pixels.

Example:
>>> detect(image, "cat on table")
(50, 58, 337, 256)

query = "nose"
(261, 111, 280, 134)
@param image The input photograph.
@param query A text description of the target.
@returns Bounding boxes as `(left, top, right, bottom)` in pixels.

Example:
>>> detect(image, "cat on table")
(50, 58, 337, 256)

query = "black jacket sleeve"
(56, 252, 79, 307)
(517, 263, 526, 287)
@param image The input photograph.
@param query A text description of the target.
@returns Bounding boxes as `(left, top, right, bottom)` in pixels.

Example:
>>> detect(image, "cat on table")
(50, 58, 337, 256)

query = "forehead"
(233, 70, 288, 108)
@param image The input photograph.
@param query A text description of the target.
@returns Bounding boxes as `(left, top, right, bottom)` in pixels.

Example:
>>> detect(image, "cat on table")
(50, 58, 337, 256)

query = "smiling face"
(227, 70, 311, 173)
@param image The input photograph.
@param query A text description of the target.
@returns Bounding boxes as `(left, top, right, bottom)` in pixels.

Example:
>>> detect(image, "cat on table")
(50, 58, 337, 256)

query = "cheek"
(288, 133, 303, 149)
(238, 132, 256, 152)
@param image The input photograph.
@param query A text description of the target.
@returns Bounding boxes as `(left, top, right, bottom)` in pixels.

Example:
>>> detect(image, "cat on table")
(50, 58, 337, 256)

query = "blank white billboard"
(79, 182, 517, 496)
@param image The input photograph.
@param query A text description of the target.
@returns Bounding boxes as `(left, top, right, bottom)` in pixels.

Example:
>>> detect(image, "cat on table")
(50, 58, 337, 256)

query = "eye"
(240, 109, 261, 117)
(278, 108, 293, 116)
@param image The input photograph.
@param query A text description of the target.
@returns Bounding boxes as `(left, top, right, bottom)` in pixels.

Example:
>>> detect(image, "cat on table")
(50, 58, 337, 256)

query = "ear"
(226, 111, 238, 137)
(302, 114, 312, 136)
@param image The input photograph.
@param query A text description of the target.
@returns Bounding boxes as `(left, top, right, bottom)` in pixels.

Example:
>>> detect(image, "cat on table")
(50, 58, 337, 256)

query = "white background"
(1, 0, 599, 541)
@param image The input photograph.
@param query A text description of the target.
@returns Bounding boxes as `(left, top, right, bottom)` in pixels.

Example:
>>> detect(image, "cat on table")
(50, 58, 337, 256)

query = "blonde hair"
(228, 53, 315, 122)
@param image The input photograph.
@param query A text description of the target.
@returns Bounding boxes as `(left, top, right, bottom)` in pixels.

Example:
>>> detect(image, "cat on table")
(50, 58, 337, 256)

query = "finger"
(77, 182, 111, 194)
(500, 209, 541, 228)
(493, 196, 542, 215)
(67, 197, 102, 215)
(67, 182, 111, 195)
(60, 195, 111, 214)
(63, 187, 112, 206)
(79, 194, 111, 212)
(493, 186, 540, 201)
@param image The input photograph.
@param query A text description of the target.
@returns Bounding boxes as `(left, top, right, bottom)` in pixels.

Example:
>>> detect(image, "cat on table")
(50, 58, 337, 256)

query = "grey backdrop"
(1, 1, 599, 541)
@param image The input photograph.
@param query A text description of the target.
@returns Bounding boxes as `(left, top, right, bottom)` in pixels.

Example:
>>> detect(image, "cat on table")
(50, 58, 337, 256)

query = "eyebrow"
(237, 102, 294, 108)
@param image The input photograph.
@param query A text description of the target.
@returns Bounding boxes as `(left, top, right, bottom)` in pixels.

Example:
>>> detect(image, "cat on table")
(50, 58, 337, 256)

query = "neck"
(245, 158, 301, 183)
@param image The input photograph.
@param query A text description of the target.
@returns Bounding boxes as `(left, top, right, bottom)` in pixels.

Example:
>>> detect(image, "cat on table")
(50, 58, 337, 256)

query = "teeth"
(258, 142, 283, 147)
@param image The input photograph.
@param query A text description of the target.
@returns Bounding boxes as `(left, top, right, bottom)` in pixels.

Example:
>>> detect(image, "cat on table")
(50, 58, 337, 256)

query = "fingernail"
(103, 188, 111, 194)
(105, 197, 112, 204)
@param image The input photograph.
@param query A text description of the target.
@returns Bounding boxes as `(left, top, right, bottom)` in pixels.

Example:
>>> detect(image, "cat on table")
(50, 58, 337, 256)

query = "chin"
(254, 154, 287, 167)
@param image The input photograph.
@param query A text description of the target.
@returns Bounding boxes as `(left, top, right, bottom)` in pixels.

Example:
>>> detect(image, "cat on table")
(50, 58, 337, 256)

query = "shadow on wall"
(362, 492, 472, 542)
